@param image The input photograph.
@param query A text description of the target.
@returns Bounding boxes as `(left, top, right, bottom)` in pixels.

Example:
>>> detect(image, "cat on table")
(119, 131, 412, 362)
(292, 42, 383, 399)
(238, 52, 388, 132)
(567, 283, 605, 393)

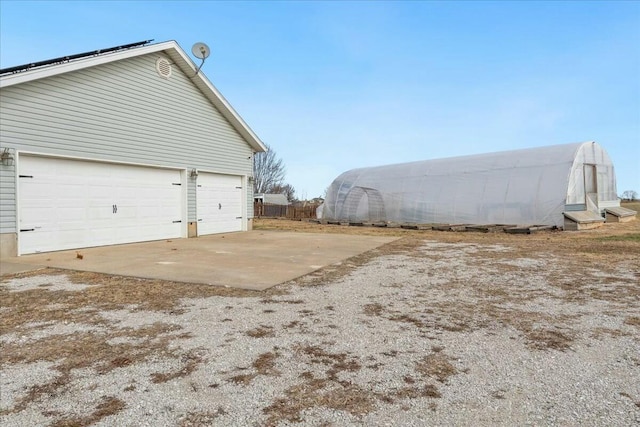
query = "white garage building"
(0, 40, 266, 257)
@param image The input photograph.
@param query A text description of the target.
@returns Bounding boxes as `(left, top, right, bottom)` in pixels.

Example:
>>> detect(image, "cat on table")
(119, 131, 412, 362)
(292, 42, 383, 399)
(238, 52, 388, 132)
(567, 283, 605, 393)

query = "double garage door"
(18, 156, 244, 255)
(19, 156, 184, 254)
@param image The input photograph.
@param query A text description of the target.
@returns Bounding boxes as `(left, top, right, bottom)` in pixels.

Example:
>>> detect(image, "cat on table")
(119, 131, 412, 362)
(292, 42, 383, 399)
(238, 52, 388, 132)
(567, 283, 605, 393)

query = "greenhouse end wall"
(323, 142, 618, 227)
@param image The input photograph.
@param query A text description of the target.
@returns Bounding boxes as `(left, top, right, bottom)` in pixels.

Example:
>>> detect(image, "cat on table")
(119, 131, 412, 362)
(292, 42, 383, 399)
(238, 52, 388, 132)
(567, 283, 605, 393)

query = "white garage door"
(196, 173, 243, 235)
(18, 156, 184, 254)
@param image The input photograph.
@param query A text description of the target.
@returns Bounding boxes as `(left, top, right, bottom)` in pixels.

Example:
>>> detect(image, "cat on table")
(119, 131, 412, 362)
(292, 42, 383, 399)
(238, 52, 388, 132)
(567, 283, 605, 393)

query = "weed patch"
(263, 378, 375, 426)
(246, 325, 276, 338)
(151, 350, 204, 383)
(416, 352, 458, 383)
(524, 328, 574, 351)
(49, 396, 125, 427)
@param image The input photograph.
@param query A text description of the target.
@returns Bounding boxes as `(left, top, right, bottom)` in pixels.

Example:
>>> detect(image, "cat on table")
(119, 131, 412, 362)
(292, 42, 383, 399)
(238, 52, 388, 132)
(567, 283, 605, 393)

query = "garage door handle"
(113, 204, 118, 214)
(20, 228, 35, 232)
(219, 203, 222, 210)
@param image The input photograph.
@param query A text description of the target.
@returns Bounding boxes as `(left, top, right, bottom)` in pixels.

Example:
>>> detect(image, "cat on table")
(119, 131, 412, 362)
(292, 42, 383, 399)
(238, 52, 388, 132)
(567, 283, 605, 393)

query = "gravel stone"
(1, 238, 639, 426)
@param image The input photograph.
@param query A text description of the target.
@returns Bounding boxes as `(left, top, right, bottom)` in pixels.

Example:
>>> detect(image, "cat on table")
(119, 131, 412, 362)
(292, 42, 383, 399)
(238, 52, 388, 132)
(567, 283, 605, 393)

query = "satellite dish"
(192, 42, 210, 60)
(191, 42, 211, 76)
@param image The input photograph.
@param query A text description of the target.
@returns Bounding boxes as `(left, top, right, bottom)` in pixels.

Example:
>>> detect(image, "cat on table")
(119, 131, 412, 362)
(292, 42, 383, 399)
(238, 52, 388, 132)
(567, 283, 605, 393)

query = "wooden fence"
(254, 203, 317, 219)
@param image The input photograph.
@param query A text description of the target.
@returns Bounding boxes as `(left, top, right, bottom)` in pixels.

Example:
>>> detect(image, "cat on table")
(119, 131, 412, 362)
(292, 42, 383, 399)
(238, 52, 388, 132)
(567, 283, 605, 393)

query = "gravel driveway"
(1, 230, 639, 426)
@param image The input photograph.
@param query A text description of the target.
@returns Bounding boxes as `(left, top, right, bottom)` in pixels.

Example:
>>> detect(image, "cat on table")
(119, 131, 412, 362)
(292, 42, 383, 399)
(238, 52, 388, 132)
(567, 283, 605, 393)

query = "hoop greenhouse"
(322, 142, 619, 227)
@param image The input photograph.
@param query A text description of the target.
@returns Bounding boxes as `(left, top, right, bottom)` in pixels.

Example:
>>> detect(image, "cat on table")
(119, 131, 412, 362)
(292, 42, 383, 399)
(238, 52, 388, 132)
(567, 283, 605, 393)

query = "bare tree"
(253, 143, 286, 194)
(621, 190, 638, 201)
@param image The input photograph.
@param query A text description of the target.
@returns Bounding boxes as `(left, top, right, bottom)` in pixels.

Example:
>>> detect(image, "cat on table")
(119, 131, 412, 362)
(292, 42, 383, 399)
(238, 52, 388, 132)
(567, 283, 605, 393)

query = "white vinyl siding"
(0, 161, 16, 231)
(187, 178, 197, 222)
(0, 52, 255, 235)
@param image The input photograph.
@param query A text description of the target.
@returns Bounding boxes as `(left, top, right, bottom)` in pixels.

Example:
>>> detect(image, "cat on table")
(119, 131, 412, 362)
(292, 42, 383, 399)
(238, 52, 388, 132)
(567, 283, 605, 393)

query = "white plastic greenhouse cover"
(323, 141, 618, 227)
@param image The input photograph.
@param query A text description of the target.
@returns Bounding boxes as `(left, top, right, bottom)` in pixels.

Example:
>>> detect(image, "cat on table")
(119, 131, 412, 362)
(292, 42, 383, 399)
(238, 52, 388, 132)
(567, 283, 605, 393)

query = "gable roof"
(0, 40, 267, 152)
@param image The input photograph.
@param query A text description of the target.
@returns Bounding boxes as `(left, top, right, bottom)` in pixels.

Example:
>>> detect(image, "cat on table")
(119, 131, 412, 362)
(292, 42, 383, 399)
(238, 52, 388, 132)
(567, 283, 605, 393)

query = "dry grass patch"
(389, 314, 429, 329)
(151, 350, 204, 383)
(263, 378, 375, 426)
(228, 351, 281, 386)
(0, 270, 248, 420)
(351, 227, 637, 354)
(264, 342, 447, 424)
(590, 327, 629, 340)
(260, 298, 305, 304)
(296, 345, 362, 381)
(1, 269, 278, 335)
(392, 384, 441, 400)
(2, 322, 182, 367)
(228, 372, 255, 386)
(362, 303, 385, 317)
(49, 396, 125, 427)
(2, 322, 192, 414)
(283, 320, 302, 329)
(257, 217, 640, 265)
(524, 328, 574, 351)
(253, 351, 280, 375)
(416, 352, 458, 383)
(178, 407, 228, 427)
(624, 316, 640, 327)
(255, 218, 415, 237)
(262, 344, 369, 425)
(246, 325, 276, 338)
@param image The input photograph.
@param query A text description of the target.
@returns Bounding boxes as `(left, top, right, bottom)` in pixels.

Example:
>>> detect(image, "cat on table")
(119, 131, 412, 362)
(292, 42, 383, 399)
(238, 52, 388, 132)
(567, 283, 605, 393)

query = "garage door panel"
(21, 229, 92, 254)
(18, 156, 184, 254)
(196, 173, 243, 235)
(114, 222, 182, 242)
(87, 205, 113, 220)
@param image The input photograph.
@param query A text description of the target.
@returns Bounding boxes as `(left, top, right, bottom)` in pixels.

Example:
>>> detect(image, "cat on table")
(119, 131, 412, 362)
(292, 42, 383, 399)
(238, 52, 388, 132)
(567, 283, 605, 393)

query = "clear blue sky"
(1, 1, 639, 199)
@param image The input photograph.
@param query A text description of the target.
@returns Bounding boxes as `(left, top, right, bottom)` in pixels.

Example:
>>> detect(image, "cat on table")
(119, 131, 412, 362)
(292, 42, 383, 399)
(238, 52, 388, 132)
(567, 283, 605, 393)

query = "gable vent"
(155, 57, 172, 79)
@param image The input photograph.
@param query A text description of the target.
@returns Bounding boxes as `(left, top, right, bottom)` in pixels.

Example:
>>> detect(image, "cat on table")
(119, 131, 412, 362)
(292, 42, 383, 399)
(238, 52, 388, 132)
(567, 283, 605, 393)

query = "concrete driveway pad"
(3, 231, 398, 290)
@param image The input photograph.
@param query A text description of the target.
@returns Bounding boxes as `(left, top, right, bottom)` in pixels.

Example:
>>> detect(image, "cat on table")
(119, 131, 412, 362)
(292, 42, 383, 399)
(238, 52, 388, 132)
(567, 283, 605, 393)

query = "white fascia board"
(0, 40, 267, 153)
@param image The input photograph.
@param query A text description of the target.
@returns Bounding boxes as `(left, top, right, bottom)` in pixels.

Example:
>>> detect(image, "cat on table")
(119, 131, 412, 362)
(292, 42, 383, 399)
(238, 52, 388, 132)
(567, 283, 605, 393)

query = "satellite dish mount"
(191, 42, 210, 75)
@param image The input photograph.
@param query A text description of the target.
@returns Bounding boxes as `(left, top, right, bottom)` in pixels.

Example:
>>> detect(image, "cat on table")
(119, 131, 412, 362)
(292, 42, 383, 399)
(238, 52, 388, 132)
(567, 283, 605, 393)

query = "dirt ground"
(1, 213, 639, 426)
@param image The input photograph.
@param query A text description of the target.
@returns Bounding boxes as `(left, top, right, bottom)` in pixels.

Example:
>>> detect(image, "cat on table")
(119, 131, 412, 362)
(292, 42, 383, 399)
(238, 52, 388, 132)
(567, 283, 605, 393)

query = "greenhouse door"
(584, 164, 598, 212)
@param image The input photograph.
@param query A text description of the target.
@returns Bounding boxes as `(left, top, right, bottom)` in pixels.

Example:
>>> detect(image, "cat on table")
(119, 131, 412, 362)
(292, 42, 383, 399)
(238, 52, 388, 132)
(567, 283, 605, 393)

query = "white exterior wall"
(0, 52, 256, 242)
(0, 154, 16, 232)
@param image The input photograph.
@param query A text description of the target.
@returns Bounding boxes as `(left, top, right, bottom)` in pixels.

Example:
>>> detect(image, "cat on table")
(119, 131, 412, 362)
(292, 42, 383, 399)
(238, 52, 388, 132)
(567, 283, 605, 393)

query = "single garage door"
(196, 173, 243, 235)
(18, 156, 184, 254)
